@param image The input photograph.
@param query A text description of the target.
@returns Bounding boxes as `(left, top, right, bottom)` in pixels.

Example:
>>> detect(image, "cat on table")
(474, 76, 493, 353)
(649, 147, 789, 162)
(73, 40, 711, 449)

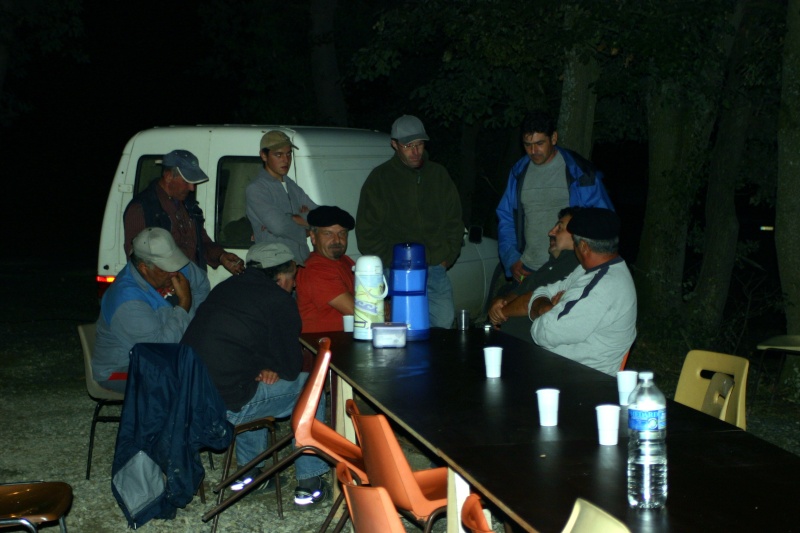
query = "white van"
(97, 125, 499, 318)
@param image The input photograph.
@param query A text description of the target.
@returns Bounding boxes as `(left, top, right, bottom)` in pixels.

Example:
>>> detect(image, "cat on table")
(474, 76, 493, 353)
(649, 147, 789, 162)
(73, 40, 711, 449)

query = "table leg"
(447, 467, 470, 533)
(332, 373, 357, 443)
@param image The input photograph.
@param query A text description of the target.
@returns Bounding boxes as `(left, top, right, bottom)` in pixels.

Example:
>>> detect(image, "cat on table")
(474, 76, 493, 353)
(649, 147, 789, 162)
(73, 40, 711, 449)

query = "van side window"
(216, 156, 262, 248)
(135, 156, 164, 194)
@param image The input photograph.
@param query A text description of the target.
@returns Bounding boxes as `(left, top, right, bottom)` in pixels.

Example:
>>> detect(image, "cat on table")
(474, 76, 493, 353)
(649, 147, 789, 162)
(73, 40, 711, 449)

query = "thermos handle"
(354, 273, 389, 299)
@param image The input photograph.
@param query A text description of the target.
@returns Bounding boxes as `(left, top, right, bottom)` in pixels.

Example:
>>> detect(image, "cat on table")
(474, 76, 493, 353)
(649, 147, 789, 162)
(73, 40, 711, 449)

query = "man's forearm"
(529, 296, 554, 320)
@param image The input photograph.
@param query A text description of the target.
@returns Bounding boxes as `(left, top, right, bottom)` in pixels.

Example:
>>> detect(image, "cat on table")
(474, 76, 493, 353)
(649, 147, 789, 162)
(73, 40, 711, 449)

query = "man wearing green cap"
(528, 208, 636, 376)
(246, 130, 319, 265)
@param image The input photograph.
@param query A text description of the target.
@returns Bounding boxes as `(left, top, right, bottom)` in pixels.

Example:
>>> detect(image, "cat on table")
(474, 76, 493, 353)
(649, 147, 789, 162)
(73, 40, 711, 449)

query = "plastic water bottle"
(627, 371, 667, 509)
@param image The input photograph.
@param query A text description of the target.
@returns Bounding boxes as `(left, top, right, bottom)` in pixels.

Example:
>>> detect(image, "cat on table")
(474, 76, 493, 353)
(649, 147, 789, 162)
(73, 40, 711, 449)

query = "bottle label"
(628, 408, 666, 431)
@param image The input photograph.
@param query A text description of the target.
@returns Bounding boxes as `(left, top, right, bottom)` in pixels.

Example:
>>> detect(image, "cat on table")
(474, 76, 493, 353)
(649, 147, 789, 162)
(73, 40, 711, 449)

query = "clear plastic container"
(627, 371, 668, 509)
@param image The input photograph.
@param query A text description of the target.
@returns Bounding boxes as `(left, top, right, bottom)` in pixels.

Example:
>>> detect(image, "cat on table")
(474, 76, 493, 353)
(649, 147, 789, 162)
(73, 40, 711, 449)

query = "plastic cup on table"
(343, 315, 354, 333)
(595, 404, 621, 445)
(483, 346, 503, 378)
(617, 370, 639, 406)
(536, 388, 560, 426)
(458, 309, 470, 331)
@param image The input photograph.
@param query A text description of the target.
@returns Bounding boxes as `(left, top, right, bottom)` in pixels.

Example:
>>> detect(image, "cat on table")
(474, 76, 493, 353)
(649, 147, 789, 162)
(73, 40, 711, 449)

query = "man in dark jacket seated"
(181, 243, 330, 509)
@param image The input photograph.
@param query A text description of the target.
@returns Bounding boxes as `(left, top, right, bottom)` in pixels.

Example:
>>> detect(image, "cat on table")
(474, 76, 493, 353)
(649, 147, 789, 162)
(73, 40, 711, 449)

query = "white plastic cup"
(483, 346, 503, 378)
(343, 315, 354, 333)
(595, 404, 621, 445)
(536, 388, 560, 426)
(617, 370, 639, 406)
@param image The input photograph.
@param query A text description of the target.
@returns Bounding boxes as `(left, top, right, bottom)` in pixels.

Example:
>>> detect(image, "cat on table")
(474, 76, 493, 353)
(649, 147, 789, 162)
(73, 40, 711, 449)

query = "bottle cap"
(639, 371, 654, 380)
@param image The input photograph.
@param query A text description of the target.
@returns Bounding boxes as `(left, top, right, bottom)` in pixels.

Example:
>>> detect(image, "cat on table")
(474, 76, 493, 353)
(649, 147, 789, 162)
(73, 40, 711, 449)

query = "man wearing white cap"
(93, 227, 210, 392)
(246, 131, 319, 265)
(182, 242, 330, 508)
(357, 115, 463, 328)
(124, 149, 244, 275)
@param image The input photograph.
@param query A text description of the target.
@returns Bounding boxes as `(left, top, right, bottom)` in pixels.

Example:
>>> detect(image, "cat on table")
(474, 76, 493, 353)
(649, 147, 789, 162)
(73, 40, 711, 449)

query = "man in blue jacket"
(496, 110, 613, 284)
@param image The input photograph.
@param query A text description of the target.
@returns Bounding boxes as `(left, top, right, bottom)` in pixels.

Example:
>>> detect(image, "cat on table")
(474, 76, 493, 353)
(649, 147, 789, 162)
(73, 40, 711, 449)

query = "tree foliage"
(0, 0, 86, 124)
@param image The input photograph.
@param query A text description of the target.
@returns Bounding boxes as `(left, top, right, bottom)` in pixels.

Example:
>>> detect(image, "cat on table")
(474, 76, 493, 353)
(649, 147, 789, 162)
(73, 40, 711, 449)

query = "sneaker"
(230, 467, 284, 494)
(293, 477, 330, 509)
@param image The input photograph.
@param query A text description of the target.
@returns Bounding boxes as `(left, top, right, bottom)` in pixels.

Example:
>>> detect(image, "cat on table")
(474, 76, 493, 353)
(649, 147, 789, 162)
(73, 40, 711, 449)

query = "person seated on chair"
(181, 243, 331, 509)
(296, 205, 356, 333)
(93, 227, 210, 393)
(487, 207, 580, 343)
(528, 208, 637, 375)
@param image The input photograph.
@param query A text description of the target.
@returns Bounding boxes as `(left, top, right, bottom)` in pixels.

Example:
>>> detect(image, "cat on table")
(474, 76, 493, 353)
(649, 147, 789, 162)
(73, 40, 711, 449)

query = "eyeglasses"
(398, 141, 425, 151)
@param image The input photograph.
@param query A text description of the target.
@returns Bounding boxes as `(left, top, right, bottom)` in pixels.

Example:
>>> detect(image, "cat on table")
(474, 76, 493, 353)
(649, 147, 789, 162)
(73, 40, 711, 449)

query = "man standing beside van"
(356, 115, 463, 329)
(123, 149, 244, 275)
(94, 228, 210, 393)
(246, 131, 318, 265)
(296, 205, 356, 333)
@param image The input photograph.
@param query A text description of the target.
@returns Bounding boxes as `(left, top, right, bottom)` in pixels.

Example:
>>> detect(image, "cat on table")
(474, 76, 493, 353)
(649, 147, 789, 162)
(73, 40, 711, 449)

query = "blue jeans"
(226, 372, 329, 481)
(427, 265, 455, 329)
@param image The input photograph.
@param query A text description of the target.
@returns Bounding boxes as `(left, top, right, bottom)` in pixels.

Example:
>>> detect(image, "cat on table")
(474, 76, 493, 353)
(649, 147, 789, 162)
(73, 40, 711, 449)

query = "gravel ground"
(1, 263, 798, 532)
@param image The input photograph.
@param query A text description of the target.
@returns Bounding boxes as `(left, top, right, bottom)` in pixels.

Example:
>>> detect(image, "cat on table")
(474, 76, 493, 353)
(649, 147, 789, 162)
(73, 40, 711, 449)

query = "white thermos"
(353, 255, 388, 340)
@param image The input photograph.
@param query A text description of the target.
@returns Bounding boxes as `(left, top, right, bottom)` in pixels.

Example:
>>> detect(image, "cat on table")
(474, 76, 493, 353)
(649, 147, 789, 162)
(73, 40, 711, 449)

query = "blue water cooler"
(390, 243, 430, 341)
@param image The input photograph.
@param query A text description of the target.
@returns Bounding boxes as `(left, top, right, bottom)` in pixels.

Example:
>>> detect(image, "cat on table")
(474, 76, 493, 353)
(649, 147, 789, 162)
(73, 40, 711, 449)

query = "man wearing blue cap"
(124, 149, 244, 274)
(357, 115, 463, 329)
(528, 208, 636, 375)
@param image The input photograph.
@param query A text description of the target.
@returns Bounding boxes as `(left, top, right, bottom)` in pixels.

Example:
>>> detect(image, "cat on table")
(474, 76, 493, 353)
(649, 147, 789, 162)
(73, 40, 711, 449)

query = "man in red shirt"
(296, 206, 356, 333)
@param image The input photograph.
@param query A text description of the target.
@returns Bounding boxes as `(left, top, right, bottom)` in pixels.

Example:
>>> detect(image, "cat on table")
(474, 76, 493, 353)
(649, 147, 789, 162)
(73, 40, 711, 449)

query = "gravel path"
(1, 263, 797, 532)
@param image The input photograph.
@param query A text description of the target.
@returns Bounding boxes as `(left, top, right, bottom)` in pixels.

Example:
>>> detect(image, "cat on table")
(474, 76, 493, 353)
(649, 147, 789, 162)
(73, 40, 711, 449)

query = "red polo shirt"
(296, 252, 355, 333)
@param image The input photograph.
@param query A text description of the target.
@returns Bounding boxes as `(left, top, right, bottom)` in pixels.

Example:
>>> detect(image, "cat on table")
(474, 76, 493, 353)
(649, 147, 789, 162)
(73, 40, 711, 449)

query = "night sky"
(2, 3, 237, 263)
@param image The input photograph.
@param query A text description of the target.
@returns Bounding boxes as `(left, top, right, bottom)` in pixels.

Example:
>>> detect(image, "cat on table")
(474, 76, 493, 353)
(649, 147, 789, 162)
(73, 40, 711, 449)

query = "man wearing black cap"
(296, 205, 357, 333)
(527, 208, 637, 376)
(124, 149, 245, 275)
(357, 115, 463, 329)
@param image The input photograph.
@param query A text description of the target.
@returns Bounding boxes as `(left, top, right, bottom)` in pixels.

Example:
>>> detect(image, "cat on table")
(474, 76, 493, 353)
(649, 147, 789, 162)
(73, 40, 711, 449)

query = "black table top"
(302, 328, 800, 532)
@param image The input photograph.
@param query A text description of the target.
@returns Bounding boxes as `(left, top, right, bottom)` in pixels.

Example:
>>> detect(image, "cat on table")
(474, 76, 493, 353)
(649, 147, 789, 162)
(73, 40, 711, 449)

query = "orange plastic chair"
(352, 412, 447, 533)
(462, 493, 493, 533)
(619, 350, 630, 371)
(336, 462, 405, 533)
(0, 481, 73, 533)
(202, 338, 367, 532)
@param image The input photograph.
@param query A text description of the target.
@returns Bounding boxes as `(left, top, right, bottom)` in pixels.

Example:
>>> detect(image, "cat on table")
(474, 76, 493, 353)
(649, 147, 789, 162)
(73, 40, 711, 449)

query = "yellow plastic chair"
(336, 462, 405, 533)
(0, 481, 73, 533)
(560, 498, 630, 533)
(674, 350, 749, 430)
(78, 323, 124, 480)
(351, 412, 447, 533)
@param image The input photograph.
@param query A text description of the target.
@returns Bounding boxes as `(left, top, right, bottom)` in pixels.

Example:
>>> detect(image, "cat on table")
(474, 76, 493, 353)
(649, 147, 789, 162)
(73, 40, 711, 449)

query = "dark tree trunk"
(458, 122, 480, 226)
(558, 50, 599, 159)
(688, 0, 752, 342)
(309, 0, 348, 126)
(777, 0, 800, 336)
